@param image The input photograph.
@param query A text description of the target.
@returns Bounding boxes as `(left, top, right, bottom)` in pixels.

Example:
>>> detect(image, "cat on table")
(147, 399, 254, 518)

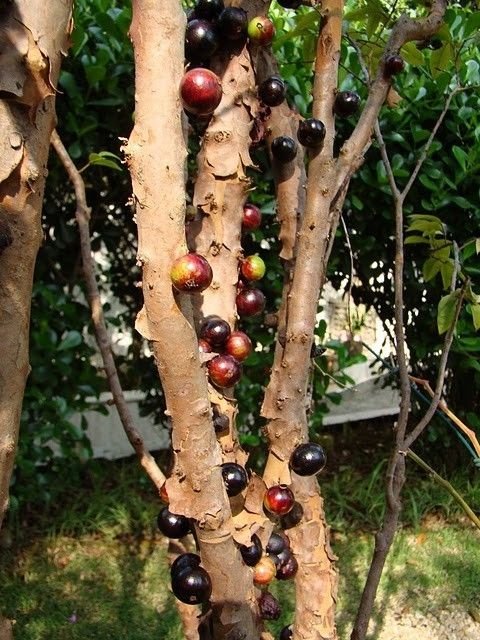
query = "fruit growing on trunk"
(333, 90, 360, 117)
(266, 532, 288, 555)
(276, 553, 298, 580)
(279, 625, 293, 640)
(171, 567, 212, 604)
(241, 255, 266, 281)
(258, 591, 282, 620)
(289, 442, 326, 476)
(236, 288, 266, 317)
(208, 354, 242, 388)
(170, 253, 213, 292)
(157, 507, 191, 538)
(213, 411, 229, 433)
(271, 136, 298, 162)
(258, 76, 286, 107)
(264, 484, 295, 516)
(242, 203, 262, 231)
(200, 316, 231, 347)
(253, 555, 277, 585)
(225, 331, 252, 362)
(180, 68, 222, 116)
(185, 19, 219, 62)
(221, 462, 248, 496)
(384, 54, 405, 77)
(239, 534, 263, 566)
(194, 0, 224, 20)
(247, 16, 275, 46)
(297, 118, 326, 148)
(198, 338, 212, 354)
(217, 7, 248, 41)
(170, 553, 201, 577)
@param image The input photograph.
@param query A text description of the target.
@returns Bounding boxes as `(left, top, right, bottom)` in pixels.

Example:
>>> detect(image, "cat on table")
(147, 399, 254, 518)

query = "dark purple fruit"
(194, 0, 224, 20)
(221, 462, 248, 497)
(171, 567, 212, 604)
(297, 118, 326, 148)
(277, 0, 302, 8)
(266, 532, 287, 555)
(213, 412, 229, 433)
(290, 442, 326, 476)
(384, 54, 405, 77)
(217, 7, 248, 41)
(333, 90, 360, 118)
(271, 136, 297, 163)
(170, 553, 201, 577)
(185, 19, 219, 62)
(258, 76, 286, 107)
(258, 591, 281, 620)
(200, 316, 231, 347)
(239, 534, 262, 566)
(236, 288, 265, 317)
(279, 625, 293, 640)
(157, 507, 190, 539)
(208, 354, 242, 388)
(276, 553, 298, 580)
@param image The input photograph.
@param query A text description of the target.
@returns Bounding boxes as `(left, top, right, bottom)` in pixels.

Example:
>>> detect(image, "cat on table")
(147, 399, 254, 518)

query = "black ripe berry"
(258, 76, 286, 107)
(157, 507, 190, 539)
(185, 19, 219, 62)
(266, 532, 287, 555)
(239, 534, 262, 566)
(334, 91, 360, 118)
(194, 0, 224, 21)
(271, 136, 297, 163)
(297, 118, 326, 148)
(258, 591, 282, 620)
(277, 0, 302, 8)
(290, 442, 327, 476)
(200, 316, 231, 347)
(171, 567, 212, 604)
(384, 54, 405, 77)
(170, 553, 201, 578)
(276, 552, 298, 580)
(279, 625, 293, 640)
(217, 7, 248, 41)
(221, 462, 248, 496)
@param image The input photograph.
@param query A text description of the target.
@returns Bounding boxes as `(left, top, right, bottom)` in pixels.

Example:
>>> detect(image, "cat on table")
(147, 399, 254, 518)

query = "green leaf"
(476, 238, 480, 254)
(404, 235, 430, 245)
(88, 152, 122, 171)
(423, 257, 442, 282)
(440, 260, 454, 290)
(430, 42, 453, 77)
(58, 330, 82, 351)
(452, 145, 468, 171)
(401, 42, 425, 67)
(437, 291, 459, 335)
(407, 218, 444, 235)
(471, 305, 480, 331)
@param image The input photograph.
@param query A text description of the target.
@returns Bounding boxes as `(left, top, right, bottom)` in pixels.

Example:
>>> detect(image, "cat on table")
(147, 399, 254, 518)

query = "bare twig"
(51, 129, 166, 493)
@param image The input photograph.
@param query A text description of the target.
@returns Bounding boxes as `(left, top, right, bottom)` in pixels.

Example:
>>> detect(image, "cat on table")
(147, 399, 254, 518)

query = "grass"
(1, 455, 479, 639)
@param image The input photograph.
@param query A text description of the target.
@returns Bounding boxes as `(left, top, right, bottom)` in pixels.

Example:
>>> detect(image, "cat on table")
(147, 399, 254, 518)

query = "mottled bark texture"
(0, 0, 73, 529)
(125, 2, 258, 638)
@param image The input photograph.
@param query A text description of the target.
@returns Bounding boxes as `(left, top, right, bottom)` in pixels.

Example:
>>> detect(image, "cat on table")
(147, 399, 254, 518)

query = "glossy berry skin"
(200, 316, 231, 347)
(276, 553, 298, 580)
(170, 253, 213, 292)
(157, 507, 190, 539)
(217, 7, 248, 41)
(241, 255, 266, 281)
(384, 54, 405, 77)
(290, 442, 327, 476)
(279, 625, 293, 640)
(180, 68, 222, 116)
(170, 553, 201, 578)
(194, 0, 224, 20)
(258, 76, 286, 107)
(208, 354, 242, 388)
(239, 534, 262, 566)
(221, 462, 248, 497)
(248, 16, 275, 46)
(185, 19, 219, 62)
(334, 90, 360, 118)
(277, 0, 302, 8)
(242, 203, 262, 231)
(225, 331, 252, 362)
(266, 532, 287, 555)
(253, 555, 277, 585)
(236, 288, 265, 317)
(258, 592, 281, 620)
(298, 118, 326, 148)
(198, 338, 212, 354)
(264, 484, 295, 516)
(171, 567, 212, 604)
(271, 136, 297, 163)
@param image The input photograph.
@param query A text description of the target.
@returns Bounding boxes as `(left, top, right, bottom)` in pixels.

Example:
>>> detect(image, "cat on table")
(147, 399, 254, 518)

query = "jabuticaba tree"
(124, 1, 446, 639)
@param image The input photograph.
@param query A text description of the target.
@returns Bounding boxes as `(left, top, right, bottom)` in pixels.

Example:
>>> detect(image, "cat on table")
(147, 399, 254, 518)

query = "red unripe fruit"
(248, 16, 275, 46)
(236, 288, 265, 317)
(170, 253, 213, 292)
(198, 338, 212, 354)
(384, 54, 405, 77)
(241, 255, 266, 281)
(180, 68, 222, 116)
(225, 331, 252, 362)
(242, 203, 262, 231)
(253, 556, 276, 585)
(208, 354, 242, 388)
(264, 484, 295, 516)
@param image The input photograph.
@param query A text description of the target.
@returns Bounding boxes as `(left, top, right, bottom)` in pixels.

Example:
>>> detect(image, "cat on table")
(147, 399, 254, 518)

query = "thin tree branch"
(51, 129, 166, 493)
